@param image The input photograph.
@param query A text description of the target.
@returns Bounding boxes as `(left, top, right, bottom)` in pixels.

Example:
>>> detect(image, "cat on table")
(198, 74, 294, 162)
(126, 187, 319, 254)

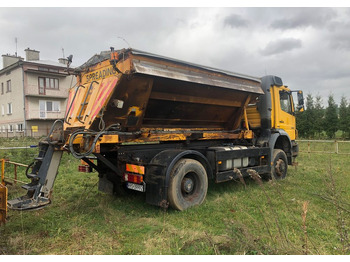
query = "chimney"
(25, 48, 40, 61)
(2, 54, 24, 68)
(58, 58, 68, 65)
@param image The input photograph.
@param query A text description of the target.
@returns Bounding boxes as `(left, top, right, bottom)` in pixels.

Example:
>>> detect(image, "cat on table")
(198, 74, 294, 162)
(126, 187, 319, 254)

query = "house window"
(39, 100, 60, 118)
(1, 83, 3, 94)
(49, 68, 59, 73)
(47, 101, 53, 112)
(38, 77, 59, 94)
(7, 103, 12, 115)
(1, 105, 4, 116)
(6, 80, 11, 92)
(8, 124, 13, 132)
(39, 77, 45, 94)
(17, 123, 24, 132)
(38, 67, 49, 72)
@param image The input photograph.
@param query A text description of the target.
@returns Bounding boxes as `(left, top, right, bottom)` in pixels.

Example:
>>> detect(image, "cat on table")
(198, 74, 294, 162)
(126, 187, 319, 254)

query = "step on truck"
(8, 48, 304, 211)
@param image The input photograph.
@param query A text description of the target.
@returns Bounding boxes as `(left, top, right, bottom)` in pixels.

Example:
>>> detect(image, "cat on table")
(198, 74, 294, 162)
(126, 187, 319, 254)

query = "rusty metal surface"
(128, 49, 261, 83)
(74, 48, 260, 84)
(65, 48, 265, 145)
(74, 48, 262, 95)
(1, 159, 4, 186)
(132, 59, 263, 94)
(100, 74, 257, 132)
(0, 184, 7, 225)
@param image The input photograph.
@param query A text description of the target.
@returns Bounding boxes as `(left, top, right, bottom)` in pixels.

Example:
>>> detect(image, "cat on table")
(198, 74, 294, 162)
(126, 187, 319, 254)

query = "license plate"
(126, 182, 145, 192)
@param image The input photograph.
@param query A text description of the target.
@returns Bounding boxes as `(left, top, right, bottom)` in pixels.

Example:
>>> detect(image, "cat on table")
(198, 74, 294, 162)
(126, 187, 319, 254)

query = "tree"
(347, 100, 350, 139)
(323, 94, 338, 139)
(304, 93, 316, 138)
(296, 94, 313, 138)
(338, 95, 350, 138)
(314, 95, 324, 139)
(296, 110, 307, 138)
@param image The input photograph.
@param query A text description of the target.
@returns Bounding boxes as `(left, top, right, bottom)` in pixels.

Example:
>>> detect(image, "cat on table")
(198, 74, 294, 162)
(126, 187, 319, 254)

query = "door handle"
(279, 120, 284, 123)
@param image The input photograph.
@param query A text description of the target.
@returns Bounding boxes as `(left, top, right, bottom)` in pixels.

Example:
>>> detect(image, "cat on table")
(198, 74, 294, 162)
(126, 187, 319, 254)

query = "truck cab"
(272, 84, 297, 140)
(248, 75, 304, 171)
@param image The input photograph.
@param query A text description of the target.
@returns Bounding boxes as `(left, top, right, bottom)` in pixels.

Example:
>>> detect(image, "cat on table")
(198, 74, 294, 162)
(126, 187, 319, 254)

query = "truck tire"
(168, 158, 208, 211)
(272, 149, 288, 180)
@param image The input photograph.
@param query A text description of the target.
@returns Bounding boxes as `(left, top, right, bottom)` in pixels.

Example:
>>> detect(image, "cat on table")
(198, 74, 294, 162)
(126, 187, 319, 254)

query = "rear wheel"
(271, 149, 288, 180)
(168, 158, 208, 211)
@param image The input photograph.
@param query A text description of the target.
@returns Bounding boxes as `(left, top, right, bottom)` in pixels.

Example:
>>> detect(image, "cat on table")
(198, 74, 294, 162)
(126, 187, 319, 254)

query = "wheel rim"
(181, 172, 197, 199)
(182, 177, 194, 193)
(275, 158, 286, 177)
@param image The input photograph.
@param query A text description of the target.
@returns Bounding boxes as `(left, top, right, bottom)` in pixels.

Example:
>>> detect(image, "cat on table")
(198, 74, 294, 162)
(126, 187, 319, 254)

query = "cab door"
(272, 87, 296, 140)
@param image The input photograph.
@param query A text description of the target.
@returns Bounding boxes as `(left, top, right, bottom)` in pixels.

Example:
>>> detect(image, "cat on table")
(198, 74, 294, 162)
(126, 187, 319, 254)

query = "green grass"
(1, 138, 350, 254)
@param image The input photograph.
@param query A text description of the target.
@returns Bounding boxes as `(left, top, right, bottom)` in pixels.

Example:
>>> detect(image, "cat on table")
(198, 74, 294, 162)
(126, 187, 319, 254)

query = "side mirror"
(297, 91, 304, 112)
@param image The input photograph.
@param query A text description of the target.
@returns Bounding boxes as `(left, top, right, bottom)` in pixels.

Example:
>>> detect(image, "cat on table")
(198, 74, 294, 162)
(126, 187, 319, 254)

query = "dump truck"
(7, 48, 304, 211)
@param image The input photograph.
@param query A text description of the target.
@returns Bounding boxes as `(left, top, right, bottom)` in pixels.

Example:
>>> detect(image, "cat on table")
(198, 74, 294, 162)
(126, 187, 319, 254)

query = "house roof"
(28, 60, 67, 67)
(0, 59, 72, 76)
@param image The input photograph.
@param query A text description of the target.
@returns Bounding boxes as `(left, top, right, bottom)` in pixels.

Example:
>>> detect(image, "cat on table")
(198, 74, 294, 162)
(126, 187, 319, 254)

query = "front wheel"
(271, 149, 288, 180)
(168, 158, 208, 211)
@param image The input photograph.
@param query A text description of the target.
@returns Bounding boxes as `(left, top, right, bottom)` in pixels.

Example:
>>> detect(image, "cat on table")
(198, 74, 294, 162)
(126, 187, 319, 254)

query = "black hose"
(68, 128, 141, 159)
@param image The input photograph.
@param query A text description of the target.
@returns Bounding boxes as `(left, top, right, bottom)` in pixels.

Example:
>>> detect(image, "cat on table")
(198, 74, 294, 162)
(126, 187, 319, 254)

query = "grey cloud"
(260, 38, 302, 56)
(0, 7, 349, 106)
(330, 33, 350, 50)
(270, 8, 337, 30)
(326, 21, 350, 51)
(0, 7, 196, 66)
(223, 14, 249, 28)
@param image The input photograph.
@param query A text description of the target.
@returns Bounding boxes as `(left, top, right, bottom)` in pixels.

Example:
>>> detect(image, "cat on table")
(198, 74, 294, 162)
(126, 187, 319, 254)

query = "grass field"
(0, 138, 349, 255)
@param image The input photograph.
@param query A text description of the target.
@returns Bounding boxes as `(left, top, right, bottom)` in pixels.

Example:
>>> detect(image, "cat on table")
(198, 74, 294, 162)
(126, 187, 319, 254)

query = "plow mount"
(7, 141, 63, 211)
(5, 120, 65, 211)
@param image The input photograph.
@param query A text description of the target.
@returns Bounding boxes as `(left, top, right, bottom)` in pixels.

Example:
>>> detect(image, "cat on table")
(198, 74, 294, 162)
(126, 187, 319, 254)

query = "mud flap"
(98, 173, 114, 195)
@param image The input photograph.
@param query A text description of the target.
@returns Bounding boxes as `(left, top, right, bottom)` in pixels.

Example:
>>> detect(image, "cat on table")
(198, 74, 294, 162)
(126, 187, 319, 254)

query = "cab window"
(280, 91, 292, 114)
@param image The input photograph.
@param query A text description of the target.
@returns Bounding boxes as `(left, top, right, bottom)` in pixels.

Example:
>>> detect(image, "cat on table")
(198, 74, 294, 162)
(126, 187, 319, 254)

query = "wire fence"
(0, 128, 51, 138)
(297, 140, 350, 155)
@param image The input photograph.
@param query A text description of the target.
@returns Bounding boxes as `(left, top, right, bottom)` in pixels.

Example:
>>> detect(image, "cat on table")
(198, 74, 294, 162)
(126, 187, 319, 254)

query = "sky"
(1, 3, 350, 106)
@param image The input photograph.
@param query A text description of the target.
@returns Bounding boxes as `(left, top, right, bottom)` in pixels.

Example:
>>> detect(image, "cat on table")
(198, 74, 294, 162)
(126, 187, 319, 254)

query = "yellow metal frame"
(0, 184, 7, 225)
(0, 159, 7, 225)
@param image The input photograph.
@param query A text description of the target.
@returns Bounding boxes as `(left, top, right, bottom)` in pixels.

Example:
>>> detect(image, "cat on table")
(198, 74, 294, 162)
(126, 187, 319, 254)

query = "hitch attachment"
(7, 120, 64, 211)
(7, 142, 63, 210)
